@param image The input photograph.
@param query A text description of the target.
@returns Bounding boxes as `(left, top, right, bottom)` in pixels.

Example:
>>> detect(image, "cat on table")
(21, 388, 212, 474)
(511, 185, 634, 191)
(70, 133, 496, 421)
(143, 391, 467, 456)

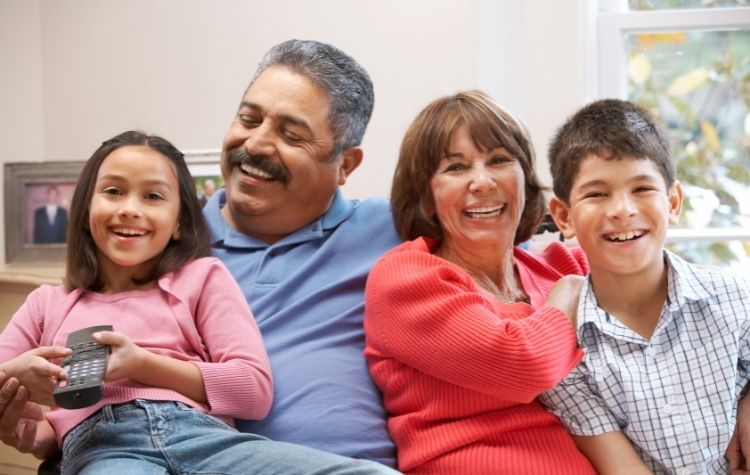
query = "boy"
(540, 98, 750, 474)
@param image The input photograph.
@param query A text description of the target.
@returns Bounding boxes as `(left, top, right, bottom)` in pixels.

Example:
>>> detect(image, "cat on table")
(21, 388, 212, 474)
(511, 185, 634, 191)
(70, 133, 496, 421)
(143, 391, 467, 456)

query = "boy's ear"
(336, 147, 363, 186)
(667, 180, 683, 225)
(548, 197, 577, 240)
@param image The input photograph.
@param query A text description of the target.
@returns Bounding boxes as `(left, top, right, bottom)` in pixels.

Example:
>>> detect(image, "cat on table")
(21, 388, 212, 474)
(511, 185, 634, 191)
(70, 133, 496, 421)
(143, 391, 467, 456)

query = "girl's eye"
(146, 192, 165, 201)
(102, 187, 122, 195)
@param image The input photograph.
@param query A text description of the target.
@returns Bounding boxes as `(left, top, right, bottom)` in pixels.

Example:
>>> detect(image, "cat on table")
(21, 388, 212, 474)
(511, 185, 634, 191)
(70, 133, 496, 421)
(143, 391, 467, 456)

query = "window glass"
(629, 0, 748, 10)
(625, 27, 750, 269)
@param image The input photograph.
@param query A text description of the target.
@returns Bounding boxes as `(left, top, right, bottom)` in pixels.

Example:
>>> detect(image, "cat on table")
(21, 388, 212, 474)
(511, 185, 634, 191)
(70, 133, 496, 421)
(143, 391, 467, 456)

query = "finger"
(33, 346, 72, 359)
(15, 418, 36, 453)
(92, 330, 119, 345)
(0, 375, 20, 407)
(727, 429, 740, 470)
(0, 383, 25, 445)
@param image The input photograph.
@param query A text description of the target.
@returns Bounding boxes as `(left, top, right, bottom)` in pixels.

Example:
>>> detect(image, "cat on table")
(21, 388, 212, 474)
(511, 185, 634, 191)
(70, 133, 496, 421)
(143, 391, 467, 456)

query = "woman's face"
(429, 124, 526, 255)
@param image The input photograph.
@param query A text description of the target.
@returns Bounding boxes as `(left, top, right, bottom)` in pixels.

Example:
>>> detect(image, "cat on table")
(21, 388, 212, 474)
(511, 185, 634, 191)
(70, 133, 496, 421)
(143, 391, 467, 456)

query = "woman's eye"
(490, 155, 511, 165)
(444, 163, 466, 172)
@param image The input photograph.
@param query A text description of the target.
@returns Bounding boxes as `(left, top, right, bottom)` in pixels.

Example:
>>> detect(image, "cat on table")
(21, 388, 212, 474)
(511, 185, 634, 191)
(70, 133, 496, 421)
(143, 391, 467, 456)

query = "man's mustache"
(227, 147, 289, 184)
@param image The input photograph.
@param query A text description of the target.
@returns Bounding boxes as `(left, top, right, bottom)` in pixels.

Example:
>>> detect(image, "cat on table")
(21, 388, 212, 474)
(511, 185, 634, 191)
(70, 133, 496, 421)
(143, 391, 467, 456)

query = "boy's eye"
(583, 191, 606, 199)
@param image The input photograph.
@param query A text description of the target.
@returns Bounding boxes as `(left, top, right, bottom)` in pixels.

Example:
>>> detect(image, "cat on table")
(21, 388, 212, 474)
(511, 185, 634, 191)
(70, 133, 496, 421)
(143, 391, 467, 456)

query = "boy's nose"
(607, 193, 637, 219)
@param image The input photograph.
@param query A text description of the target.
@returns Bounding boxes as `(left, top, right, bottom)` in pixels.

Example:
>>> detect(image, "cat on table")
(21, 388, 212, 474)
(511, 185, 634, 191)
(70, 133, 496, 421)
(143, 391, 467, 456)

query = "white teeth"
(465, 205, 505, 218)
(113, 227, 146, 236)
(605, 230, 645, 241)
(240, 163, 273, 180)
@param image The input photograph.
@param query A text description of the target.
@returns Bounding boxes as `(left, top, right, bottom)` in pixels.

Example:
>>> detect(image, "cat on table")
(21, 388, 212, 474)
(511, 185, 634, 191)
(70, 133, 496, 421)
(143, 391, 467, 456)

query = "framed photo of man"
(4, 162, 85, 265)
(184, 150, 223, 207)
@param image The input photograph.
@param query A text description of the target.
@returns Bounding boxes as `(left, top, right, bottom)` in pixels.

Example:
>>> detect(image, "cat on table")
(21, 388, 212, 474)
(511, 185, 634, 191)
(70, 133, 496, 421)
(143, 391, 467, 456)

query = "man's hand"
(727, 392, 750, 474)
(0, 371, 44, 453)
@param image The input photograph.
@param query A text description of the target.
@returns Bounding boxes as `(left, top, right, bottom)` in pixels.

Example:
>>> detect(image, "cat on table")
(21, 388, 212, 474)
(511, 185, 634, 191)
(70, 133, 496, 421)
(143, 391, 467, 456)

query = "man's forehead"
(242, 67, 331, 115)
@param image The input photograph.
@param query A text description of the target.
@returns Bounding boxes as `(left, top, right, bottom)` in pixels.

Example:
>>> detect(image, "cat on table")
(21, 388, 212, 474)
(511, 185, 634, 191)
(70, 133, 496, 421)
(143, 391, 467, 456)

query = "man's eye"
(283, 130, 303, 142)
(238, 115, 260, 127)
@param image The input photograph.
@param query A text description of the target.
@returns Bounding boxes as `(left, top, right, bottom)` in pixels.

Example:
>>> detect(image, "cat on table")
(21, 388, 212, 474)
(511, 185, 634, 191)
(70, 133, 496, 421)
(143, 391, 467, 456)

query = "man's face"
(220, 66, 350, 244)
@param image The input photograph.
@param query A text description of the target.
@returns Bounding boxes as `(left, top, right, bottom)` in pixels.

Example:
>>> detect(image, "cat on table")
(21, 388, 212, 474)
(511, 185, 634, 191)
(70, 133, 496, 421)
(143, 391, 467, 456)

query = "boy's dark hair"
(66, 130, 211, 291)
(548, 98, 675, 204)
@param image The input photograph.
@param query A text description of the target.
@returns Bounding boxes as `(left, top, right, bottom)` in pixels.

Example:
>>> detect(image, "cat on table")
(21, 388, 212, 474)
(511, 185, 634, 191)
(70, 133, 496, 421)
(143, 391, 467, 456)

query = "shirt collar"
(206, 188, 354, 250)
(576, 249, 715, 340)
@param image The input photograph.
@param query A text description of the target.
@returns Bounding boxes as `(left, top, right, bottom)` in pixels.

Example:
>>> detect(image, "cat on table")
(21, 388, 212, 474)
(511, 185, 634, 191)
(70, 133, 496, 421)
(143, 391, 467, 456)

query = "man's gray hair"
(251, 39, 374, 156)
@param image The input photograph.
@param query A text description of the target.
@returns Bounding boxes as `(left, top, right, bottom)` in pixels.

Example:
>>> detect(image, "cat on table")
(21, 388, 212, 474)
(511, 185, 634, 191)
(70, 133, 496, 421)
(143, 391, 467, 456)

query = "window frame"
(591, 2, 750, 244)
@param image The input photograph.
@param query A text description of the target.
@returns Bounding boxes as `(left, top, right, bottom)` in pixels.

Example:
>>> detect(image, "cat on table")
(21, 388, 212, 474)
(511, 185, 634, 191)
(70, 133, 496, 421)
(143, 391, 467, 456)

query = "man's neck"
(589, 256, 669, 341)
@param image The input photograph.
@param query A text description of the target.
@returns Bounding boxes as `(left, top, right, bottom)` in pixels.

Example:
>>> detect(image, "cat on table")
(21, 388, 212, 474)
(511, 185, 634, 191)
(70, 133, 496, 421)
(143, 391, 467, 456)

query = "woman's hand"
(91, 330, 147, 382)
(544, 275, 586, 328)
(0, 347, 71, 406)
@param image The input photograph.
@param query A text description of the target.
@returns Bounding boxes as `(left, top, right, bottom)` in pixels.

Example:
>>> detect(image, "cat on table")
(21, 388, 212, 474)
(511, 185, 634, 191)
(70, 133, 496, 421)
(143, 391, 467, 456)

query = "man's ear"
(337, 147, 363, 186)
(667, 180, 683, 225)
(548, 196, 577, 240)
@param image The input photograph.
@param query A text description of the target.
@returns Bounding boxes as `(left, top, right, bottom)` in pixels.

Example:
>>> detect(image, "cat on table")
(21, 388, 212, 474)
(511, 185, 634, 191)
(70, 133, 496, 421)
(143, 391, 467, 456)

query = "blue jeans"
(61, 400, 399, 475)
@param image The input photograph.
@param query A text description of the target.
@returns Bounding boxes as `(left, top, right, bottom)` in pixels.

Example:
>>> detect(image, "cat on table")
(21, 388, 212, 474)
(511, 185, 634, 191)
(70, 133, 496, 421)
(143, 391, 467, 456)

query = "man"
(33, 185, 68, 244)
(198, 178, 216, 207)
(203, 39, 400, 466)
(0, 39, 400, 469)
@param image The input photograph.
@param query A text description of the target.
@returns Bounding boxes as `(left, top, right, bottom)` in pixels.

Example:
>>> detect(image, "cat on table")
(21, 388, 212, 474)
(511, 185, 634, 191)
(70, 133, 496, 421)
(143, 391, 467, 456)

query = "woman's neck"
(435, 241, 527, 303)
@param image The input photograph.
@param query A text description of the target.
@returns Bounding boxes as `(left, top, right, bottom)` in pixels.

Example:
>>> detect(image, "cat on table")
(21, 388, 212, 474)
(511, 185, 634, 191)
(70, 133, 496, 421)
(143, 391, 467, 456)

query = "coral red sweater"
(364, 238, 596, 474)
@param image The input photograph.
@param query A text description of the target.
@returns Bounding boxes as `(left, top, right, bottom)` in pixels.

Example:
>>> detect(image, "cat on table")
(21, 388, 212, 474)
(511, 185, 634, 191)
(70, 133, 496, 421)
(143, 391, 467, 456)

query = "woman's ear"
(548, 197, 577, 240)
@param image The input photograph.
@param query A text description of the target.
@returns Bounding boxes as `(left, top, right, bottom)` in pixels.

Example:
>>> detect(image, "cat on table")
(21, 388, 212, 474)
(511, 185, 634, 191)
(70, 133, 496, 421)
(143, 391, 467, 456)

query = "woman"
(364, 91, 596, 474)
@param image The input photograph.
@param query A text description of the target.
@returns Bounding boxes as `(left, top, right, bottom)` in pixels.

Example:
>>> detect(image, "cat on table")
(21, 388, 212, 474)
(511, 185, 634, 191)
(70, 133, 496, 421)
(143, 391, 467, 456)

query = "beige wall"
(0, 0, 587, 264)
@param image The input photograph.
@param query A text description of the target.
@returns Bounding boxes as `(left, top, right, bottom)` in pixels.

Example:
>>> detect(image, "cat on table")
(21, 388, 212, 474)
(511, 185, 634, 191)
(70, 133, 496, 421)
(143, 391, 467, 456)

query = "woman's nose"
(468, 165, 496, 193)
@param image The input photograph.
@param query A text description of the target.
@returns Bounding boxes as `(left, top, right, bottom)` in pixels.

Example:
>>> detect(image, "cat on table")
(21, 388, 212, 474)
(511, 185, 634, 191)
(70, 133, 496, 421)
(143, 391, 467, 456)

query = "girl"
(0, 131, 395, 475)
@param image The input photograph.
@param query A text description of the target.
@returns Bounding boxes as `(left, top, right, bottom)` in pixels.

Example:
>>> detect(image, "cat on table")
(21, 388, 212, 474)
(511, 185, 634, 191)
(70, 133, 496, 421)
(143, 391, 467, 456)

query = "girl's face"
(89, 145, 181, 289)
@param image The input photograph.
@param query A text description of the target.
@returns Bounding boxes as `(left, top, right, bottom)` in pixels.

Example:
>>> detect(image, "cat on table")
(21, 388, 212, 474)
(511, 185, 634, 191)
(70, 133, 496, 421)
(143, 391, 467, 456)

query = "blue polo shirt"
(203, 188, 400, 467)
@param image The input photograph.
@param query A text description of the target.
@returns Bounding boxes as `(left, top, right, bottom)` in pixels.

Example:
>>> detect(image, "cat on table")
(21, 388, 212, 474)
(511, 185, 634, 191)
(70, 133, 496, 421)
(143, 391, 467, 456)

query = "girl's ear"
(172, 224, 182, 241)
(667, 180, 683, 226)
(548, 197, 577, 240)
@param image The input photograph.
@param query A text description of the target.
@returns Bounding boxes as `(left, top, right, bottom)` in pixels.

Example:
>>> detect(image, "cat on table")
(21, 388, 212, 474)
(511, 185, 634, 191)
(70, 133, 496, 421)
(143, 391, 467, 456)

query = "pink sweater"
(0, 257, 272, 447)
(364, 238, 596, 474)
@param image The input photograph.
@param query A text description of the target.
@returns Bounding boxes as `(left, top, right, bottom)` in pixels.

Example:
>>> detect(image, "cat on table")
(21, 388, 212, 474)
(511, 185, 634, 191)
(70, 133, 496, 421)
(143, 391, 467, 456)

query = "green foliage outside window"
(624, 18, 750, 267)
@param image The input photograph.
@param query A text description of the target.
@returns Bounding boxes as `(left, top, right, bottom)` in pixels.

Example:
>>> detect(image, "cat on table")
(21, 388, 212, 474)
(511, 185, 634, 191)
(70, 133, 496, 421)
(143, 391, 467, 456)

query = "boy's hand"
(91, 330, 146, 382)
(1, 347, 71, 406)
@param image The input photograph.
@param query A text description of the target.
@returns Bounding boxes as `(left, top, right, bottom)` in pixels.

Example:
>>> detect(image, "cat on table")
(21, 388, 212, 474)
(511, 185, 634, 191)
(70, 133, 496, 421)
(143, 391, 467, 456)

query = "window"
(592, 0, 750, 277)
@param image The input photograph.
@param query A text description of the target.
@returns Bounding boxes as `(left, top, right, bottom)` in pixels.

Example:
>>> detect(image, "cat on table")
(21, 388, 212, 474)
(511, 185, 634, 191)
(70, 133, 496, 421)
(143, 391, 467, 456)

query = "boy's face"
(549, 154, 682, 279)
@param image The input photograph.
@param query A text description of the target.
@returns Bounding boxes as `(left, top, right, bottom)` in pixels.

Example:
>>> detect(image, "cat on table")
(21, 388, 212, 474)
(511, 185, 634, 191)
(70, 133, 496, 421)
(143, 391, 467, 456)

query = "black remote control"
(53, 325, 112, 409)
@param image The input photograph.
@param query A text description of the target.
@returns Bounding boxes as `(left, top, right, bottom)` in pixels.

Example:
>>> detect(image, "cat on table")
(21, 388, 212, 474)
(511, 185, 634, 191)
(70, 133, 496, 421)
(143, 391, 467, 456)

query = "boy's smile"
(551, 153, 682, 280)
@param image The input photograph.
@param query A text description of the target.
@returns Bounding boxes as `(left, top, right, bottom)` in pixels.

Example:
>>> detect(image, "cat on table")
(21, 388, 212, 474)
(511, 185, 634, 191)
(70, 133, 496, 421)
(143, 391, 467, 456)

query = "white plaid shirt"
(540, 250, 750, 475)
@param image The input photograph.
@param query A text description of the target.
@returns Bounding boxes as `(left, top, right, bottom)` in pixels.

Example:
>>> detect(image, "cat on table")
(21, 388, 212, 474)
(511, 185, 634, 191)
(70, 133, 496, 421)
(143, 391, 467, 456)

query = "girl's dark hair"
(391, 90, 546, 244)
(65, 130, 211, 291)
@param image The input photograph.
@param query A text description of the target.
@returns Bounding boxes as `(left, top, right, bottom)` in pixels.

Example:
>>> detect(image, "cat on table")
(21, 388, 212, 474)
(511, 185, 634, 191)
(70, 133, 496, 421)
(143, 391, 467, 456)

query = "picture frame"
(184, 150, 223, 207)
(4, 161, 85, 265)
